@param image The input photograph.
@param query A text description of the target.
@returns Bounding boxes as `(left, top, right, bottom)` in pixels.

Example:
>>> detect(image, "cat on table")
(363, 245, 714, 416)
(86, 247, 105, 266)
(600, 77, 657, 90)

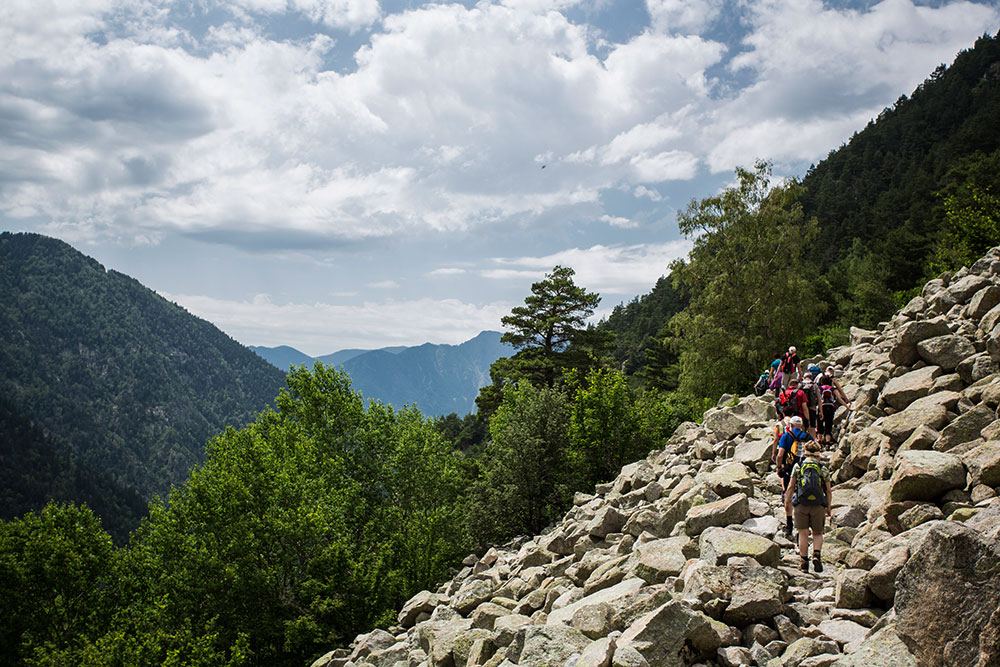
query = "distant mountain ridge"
(0, 232, 288, 514)
(252, 331, 512, 416)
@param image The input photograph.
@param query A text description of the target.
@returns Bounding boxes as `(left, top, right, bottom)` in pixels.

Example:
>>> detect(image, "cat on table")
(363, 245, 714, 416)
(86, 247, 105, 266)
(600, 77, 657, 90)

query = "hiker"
(768, 353, 783, 392)
(785, 440, 832, 573)
(771, 405, 795, 464)
(754, 370, 770, 396)
(776, 415, 813, 540)
(780, 346, 800, 389)
(800, 374, 821, 440)
(778, 378, 810, 432)
(822, 365, 850, 405)
(818, 372, 850, 448)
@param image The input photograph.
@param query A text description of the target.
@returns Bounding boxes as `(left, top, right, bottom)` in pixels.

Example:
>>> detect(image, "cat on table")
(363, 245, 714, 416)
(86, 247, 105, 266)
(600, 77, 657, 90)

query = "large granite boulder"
(965, 441, 1000, 487)
(888, 450, 967, 502)
(632, 536, 692, 583)
(876, 403, 948, 447)
(916, 335, 976, 371)
(935, 405, 995, 452)
(699, 527, 780, 567)
(881, 366, 942, 411)
(617, 600, 710, 667)
(511, 624, 592, 667)
(702, 462, 754, 498)
(684, 493, 751, 537)
(894, 522, 1000, 667)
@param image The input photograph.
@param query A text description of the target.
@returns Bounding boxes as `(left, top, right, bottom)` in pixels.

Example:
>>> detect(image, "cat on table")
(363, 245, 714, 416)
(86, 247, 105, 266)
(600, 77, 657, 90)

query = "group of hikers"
(758, 346, 854, 573)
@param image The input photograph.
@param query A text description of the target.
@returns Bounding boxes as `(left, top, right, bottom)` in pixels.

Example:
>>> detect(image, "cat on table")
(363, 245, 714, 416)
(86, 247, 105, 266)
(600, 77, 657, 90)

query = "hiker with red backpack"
(785, 440, 832, 572)
(778, 378, 810, 431)
(779, 346, 800, 389)
(776, 415, 813, 540)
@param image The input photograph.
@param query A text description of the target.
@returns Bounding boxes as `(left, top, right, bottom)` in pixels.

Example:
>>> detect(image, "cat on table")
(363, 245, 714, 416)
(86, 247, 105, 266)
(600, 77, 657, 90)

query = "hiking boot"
(800, 557, 810, 572)
(813, 553, 824, 573)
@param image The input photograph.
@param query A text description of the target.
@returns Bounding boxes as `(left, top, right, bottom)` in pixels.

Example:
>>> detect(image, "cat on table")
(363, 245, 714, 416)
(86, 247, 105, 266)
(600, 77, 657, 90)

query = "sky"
(2, 0, 999, 356)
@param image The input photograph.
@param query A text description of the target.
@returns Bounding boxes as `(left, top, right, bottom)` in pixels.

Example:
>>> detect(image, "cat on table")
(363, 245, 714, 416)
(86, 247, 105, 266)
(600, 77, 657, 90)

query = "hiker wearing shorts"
(776, 415, 811, 540)
(785, 440, 832, 573)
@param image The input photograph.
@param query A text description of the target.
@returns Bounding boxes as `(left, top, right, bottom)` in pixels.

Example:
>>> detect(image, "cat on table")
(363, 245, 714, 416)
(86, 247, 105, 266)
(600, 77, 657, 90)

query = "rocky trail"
(313, 250, 1000, 667)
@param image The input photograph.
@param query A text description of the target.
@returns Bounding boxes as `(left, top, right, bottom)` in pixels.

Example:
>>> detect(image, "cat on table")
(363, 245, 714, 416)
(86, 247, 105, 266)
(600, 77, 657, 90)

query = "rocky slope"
(312, 250, 1000, 667)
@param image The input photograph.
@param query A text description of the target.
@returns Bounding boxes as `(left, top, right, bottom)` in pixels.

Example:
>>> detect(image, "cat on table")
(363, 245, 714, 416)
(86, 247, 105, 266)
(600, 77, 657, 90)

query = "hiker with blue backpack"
(775, 415, 813, 541)
(784, 439, 833, 573)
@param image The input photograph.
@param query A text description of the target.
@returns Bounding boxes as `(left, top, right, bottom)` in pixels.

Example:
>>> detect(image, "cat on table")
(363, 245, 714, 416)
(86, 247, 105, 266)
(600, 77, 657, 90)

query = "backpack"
(821, 385, 836, 406)
(801, 381, 819, 409)
(792, 460, 826, 506)
(780, 387, 802, 415)
(754, 373, 769, 396)
(781, 352, 797, 373)
(781, 428, 809, 459)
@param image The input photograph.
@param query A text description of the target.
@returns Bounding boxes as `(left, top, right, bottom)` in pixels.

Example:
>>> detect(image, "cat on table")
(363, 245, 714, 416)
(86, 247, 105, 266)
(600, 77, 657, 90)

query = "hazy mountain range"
(251, 331, 512, 416)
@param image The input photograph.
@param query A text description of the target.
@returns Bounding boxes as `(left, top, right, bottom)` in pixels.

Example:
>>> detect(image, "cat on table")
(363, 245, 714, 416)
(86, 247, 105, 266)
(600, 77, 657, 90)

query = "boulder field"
(313, 250, 1000, 667)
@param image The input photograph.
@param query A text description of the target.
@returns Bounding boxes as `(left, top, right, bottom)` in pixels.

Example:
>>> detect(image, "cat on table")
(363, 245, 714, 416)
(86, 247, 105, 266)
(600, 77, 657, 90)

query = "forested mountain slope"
(0, 232, 287, 499)
(0, 396, 146, 543)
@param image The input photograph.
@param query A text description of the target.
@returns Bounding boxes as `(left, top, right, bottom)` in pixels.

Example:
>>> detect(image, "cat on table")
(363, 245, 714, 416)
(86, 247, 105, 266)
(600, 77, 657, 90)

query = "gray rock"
(632, 536, 691, 583)
(867, 546, 909, 602)
(617, 600, 709, 667)
(576, 636, 617, 667)
(452, 579, 495, 615)
(572, 603, 613, 640)
(970, 285, 1000, 322)
(512, 625, 591, 667)
(684, 493, 751, 537)
(965, 440, 1000, 487)
(888, 450, 967, 502)
(732, 438, 772, 468)
(703, 462, 755, 498)
(895, 521, 1000, 667)
(699, 527, 780, 567)
(417, 617, 474, 667)
(471, 603, 510, 631)
(400, 591, 450, 627)
(890, 320, 951, 366)
(608, 585, 675, 633)
(547, 577, 645, 627)
(917, 335, 976, 371)
(717, 646, 753, 667)
(876, 403, 948, 447)
(350, 629, 398, 662)
(834, 569, 871, 610)
(492, 614, 531, 647)
(722, 566, 789, 627)
(588, 507, 627, 539)
(881, 366, 943, 411)
(451, 629, 496, 667)
(818, 619, 868, 648)
(610, 644, 648, 667)
(958, 352, 998, 385)
(935, 405, 995, 451)
(896, 424, 939, 453)
(947, 274, 990, 303)
(779, 637, 825, 667)
(703, 408, 751, 440)
(829, 624, 916, 667)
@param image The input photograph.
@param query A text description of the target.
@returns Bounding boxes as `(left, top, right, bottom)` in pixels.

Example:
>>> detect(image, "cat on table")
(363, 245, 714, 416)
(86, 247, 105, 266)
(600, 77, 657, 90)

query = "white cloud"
(646, 0, 724, 34)
(161, 291, 510, 355)
(368, 279, 399, 288)
(600, 214, 636, 228)
(703, 0, 1000, 173)
(223, 0, 382, 31)
(427, 267, 468, 276)
(633, 185, 663, 201)
(486, 240, 693, 296)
